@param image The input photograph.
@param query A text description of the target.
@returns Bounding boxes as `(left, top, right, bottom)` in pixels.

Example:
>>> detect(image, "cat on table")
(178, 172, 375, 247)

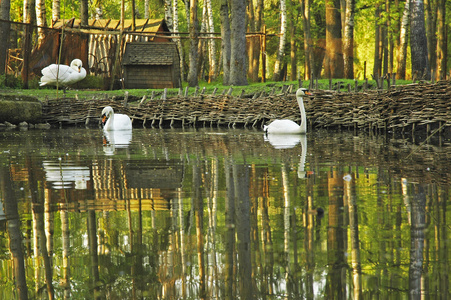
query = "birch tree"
(206, 0, 217, 81)
(220, 0, 231, 85)
(273, 0, 287, 81)
(187, 0, 199, 87)
(173, 0, 185, 80)
(36, 0, 47, 46)
(52, 0, 60, 21)
(396, 0, 409, 79)
(164, 0, 173, 32)
(343, 0, 354, 79)
(410, 0, 429, 79)
(230, 0, 248, 85)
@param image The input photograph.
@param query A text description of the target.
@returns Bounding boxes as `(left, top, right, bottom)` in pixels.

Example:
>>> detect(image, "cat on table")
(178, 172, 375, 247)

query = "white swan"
(39, 59, 87, 86)
(263, 88, 311, 134)
(101, 106, 133, 131)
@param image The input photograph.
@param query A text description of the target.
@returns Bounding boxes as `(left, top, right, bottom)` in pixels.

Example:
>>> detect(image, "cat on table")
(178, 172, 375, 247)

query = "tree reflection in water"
(0, 128, 450, 299)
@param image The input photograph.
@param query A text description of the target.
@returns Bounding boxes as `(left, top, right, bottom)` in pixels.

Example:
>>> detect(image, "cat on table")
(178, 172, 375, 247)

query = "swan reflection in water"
(103, 130, 133, 155)
(264, 134, 308, 179)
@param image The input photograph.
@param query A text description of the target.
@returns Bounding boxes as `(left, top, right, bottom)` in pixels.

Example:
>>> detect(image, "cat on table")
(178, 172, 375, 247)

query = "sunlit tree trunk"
(187, 0, 199, 86)
(324, 0, 343, 78)
(36, 0, 46, 46)
(396, 0, 409, 79)
(80, 0, 88, 25)
(173, 0, 185, 80)
(273, 0, 287, 81)
(220, 0, 231, 85)
(435, 0, 446, 80)
(424, 0, 436, 75)
(0, 0, 11, 74)
(343, 0, 355, 78)
(230, 0, 248, 85)
(52, 0, 60, 21)
(289, 15, 297, 81)
(410, 0, 429, 79)
(144, 0, 149, 18)
(164, 0, 173, 32)
(300, 0, 312, 79)
(373, 3, 382, 78)
(206, 0, 217, 81)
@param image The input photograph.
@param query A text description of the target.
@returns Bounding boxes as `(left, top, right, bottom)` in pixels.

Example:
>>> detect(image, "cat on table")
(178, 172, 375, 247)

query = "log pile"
(41, 81, 451, 135)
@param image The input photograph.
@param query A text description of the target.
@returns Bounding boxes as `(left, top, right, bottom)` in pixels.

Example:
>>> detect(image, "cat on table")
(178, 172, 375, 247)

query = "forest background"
(0, 0, 450, 87)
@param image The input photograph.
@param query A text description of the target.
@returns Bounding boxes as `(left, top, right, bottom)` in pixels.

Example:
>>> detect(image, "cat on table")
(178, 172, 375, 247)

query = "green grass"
(0, 75, 415, 102)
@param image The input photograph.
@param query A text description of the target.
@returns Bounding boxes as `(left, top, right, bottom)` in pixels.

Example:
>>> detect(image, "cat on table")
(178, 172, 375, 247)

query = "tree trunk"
(187, 0, 199, 87)
(145, 0, 149, 18)
(230, 0, 248, 85)
(173, 0, 185, 80)
(80, 0, 88, 26)
(290, 15, 297, 81)
(396, 0, 409, 80)
(301, 0, 312, 80)
(435, 0, 446, 80)
(206, 0, 217, 81)
(273, 0, 287, 81)
(52, 0, 60, 21)
(410, 0, 429, 79)
(246, 0, 256, 81)
(324, 0, 343, 79)
(424, 0, 436, 74)
(36, 0, 47, 46)
(0, 0, 11, 74)
(373, 4, 382, 78)
(255, 0, 263, 81)
(220, 0, 231, 85)
(164, 0, 173, 32)
(343, 0, 355, 79)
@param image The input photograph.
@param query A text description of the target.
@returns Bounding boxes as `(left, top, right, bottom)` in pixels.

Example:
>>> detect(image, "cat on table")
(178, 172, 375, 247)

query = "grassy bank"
(0, 77, 414, 102)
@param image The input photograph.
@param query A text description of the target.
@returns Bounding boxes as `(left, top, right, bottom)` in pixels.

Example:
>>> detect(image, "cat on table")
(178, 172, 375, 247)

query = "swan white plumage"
(39, 59, 87, 86)
(101, 106, 133, 131)
(263, 88, 311, 134)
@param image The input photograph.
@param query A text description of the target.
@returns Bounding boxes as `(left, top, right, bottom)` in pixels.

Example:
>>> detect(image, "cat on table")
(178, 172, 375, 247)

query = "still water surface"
(0, 128, 450, 299)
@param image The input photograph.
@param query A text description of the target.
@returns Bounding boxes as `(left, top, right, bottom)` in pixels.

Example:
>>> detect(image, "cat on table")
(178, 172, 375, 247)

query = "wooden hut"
(122, 42, 181, 89)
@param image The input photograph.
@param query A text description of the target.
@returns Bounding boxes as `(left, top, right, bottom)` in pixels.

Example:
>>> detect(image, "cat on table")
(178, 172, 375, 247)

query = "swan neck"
(297, 96, 307, 133)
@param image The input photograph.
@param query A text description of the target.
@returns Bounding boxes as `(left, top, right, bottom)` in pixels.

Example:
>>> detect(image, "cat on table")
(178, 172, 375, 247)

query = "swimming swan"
(101, 106, 133, 131)
(263, 88, 311, 134)
(39, 59, 87, 86)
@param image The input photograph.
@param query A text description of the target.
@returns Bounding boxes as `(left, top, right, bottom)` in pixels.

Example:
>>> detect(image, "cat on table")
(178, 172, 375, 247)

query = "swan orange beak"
(78, 66, 81, 73)
(305, 91, 312, 95)
(102, 115, 107, 125)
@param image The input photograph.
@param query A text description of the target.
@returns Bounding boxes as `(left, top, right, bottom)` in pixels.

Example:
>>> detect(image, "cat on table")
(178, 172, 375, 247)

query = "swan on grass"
(101, 106, 133, 131)
(263, 88, 311, 134)
(39, 59, 87, 87)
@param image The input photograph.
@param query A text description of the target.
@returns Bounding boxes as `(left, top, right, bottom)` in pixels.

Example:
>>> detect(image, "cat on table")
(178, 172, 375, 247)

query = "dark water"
(0, 128, 450, 299)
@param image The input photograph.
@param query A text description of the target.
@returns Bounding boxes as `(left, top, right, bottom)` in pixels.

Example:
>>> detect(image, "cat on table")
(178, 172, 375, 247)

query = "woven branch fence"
(41, 81, 451, 135)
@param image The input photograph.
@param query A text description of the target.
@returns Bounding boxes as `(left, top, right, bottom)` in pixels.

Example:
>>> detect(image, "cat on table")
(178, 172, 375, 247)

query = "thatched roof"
(122, 42, 179, 66)
(52, 18, 170, 33)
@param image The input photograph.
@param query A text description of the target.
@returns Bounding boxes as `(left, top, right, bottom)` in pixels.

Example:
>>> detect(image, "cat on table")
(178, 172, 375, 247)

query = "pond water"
(0, 127, 450, 299)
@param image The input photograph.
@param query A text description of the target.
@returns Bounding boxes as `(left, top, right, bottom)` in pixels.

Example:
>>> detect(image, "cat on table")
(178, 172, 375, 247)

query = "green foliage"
(0, 74, 23, 89)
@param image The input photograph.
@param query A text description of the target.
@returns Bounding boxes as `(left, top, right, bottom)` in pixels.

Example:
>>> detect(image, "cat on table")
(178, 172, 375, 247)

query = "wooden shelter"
(29, 18, 172, 86)
(122, 42, 181, 89)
